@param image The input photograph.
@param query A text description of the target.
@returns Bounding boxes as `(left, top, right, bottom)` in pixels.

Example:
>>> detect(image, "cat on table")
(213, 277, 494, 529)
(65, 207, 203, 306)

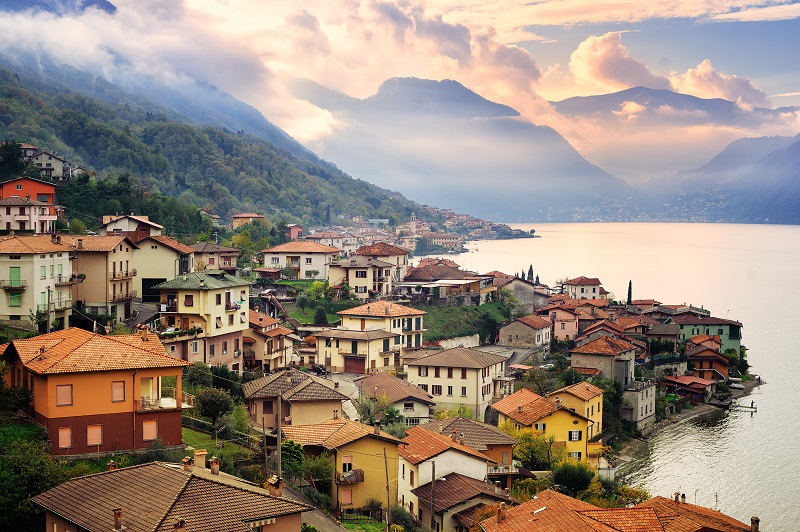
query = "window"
(461, 368, 467, 379)
(16, 184, 21, 190)
(410, 470, 415, 487)
(216, 317, 223, 328)
(58, 427, 71, 449)
(405, 417, 421, 426)
(341, 489, 352, 505)
(431, 385, 442, 396)
(401, 463, 405, 479)
(434, 367, 440, 378)
(570, 452, 582, 460)
(502, 451, 510, 465)
(561, 323, 566, 330)
(40, 265, 46, 279)
(419, 366, 428, 377)
(420, 384, 428, 392)
(228, 314, 234, 326)
(216, 293, 222, 305)
(263, 401, 273, 414)
(271, 257, 279, 265)
(112, 381, 125, 402)
(184, 294, 194, 306)
(403, 402, 414, 411)
(355, 286, 367, 293)
(461, 386, 467, 397)
(305, 258, 312, 264)
(447, 386, 453, 396)
(342, 455, 353, 473)
(87, 425, 103, 446)
(569, 430, 582, 441)
(142, 420, 158, 441)
(222, 341, 228, 354)
(56, 384, 73, 406)
(384, 357, 390, 366)
(447, 368, 453, 378)
(9, 293, 21, 307)
(355, 270, 367, 278)
(209, 344, 215, 357)
(534, 422, 546, 431)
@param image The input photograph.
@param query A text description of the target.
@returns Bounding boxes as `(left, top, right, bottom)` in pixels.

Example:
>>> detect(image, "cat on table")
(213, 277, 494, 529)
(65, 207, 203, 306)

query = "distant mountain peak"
(0, 0, 117, 15)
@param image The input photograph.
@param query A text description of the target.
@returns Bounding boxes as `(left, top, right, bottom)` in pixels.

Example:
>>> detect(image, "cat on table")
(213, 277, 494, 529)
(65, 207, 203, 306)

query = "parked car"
(311, 364, 327, 376)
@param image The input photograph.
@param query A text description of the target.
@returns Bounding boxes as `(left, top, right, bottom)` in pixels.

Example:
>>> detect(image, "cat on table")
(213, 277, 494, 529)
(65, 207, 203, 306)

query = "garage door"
(344, 356, 365, 374)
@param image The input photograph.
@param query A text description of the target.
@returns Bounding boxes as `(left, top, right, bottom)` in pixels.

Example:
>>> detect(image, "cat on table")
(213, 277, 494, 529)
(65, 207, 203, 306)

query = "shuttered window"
(56, 384, 73, 406)
(112, 381, 125, 402)
(143, 420, 158, 441)
(58, 427, 71, 448)
(87, 425, 103, 446)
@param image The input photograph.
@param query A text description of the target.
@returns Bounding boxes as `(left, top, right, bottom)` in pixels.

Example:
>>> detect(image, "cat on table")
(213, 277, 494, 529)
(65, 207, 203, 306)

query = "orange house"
(1, 328, 189, 456)
(0, 176, 57, 211)
(687, 346, 730, 381)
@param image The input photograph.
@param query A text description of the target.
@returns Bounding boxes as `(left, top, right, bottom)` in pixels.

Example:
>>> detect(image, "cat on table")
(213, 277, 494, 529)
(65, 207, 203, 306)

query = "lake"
(443, 222, 799, 529)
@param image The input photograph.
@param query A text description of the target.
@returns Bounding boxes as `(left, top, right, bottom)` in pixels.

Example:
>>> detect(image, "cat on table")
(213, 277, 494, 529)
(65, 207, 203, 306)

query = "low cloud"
(669, 59, 771, 108)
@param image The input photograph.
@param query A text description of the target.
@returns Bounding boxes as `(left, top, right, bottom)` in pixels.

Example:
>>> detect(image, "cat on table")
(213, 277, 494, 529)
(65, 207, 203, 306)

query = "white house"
(260, 241, 340, 280)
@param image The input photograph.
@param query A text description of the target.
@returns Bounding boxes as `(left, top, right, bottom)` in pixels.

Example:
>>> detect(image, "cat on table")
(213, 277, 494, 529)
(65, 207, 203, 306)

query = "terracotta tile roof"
(565, 276, 602, 286)
(140, 235, 195, 254)
(570, 336, 636, 356)
(305, 231, 344, 239)
(355, 372, 434, 406)
(281, 418, 401, 449)
(337, 300, 425, 317)
(481, 489, 606, 531)
(100, 214, 164, 229)
(550, 382, 604, 401)
(0, 197, 51, 206)
(417, 417, 517, 451)
(631, 299, 662, 306)
(329, 256, 394, 268)
(355, 241, 409, 256)
(0, 235, 74, 254)
(152, 270, 251, 290)
(249, 309, 280, 328)
(399, 426, 495, 465)
(32, 462, 311, 532)
(579, 507, 664, 531)
(261, 241, 340, 254)
(242, 368, 347, 402)
(583, 320, 625, 335)
(411, 472, 514, 513)
(616, 316, 660, 330)
(405, 347, 506, 369)
(190, 241, 240, 253)
(491, 388, 558, 426)
(452, 503, 488, 530)
(671, 315, 743, 327)
(232, 212, 263, 218)
(404, 263, 469, 282)
(253, 326, 294, 339)
(416, 257, 461, 268)
(6, 328, 187, 375)
(635, 496, 751, 531)
(572, 367, 603, 376)
(60, 234, 139, 251)
(688, 334, 721, 346)
(514, 314, 551, 330)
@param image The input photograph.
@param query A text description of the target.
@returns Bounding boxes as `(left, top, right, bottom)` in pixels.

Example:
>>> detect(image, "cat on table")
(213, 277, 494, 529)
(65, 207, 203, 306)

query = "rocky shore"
(614, 377, 764, 467)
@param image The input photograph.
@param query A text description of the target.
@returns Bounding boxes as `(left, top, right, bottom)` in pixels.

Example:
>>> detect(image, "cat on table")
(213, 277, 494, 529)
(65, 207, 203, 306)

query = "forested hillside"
(0, 67, 427, 231)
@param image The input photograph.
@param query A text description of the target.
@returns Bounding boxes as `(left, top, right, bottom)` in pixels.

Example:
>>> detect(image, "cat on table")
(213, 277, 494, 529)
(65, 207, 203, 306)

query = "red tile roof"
(249, 308, 280, 328)
(399, 425, 494, 465)
(261, 241, 340, 254)
(59, 234, 140, 251)
(418, 417, 517, 450)
(337, 300, 425, 317)
(514, 314, 551, 330)
(281, 418, 401, 449)
(411, 472, 515, 513)
(355, 241, 409, 256)
(0, 235, 75, 254)
(570, 336, 636, 356)
(141, 235, 195, 254)
(491, 388, 558, 426)
(550, 382, 604, 401)
(355, 372, 434, 406)
(565, 276, 602, 286)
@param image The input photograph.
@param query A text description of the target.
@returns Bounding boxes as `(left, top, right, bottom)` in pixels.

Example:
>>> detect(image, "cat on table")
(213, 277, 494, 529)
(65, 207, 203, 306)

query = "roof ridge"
(153, 464, 194, 531)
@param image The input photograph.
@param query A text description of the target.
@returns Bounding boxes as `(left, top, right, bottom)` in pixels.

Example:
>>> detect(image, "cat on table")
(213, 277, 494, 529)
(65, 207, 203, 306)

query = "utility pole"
(276, 396, 282, 479)
(430, 461, 436, 530)
(383, 447, 391, 532)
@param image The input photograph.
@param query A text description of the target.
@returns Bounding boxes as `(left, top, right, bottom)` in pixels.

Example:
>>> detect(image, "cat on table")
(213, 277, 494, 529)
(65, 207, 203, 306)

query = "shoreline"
(614, 377, 764, 467)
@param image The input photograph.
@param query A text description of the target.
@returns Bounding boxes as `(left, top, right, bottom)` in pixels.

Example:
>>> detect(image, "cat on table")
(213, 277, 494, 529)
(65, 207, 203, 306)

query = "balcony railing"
(110, 269, 137, 280)
(487, 464, 519, 475)
(136, 388, 195, 411)
(54, 274, 84, 286)
(338, 350, 367, 357)
(0, 279, 26, 290)
(37, 299, 72, 312)
(162, 303, 178, 313)
(111, 290, 137, 302)
(335, 469, 365, 485)
(225, 302, 241, 311)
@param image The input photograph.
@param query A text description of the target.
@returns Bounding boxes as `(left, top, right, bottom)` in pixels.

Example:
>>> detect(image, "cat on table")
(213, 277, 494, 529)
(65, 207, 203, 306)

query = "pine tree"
(527, 264, 534, 281)
(627, 280, 633, 305)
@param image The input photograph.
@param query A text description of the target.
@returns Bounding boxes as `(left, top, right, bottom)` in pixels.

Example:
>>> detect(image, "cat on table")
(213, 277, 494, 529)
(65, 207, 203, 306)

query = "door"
(344, 357, 365, 374)
(9, 266, 20, 288)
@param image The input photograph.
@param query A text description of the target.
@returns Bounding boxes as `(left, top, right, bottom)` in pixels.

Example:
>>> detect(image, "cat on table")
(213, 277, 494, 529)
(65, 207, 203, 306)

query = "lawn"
(182, 427, 255, 466)
(0, 422, 45, 448)
(342, 519, 385, 532)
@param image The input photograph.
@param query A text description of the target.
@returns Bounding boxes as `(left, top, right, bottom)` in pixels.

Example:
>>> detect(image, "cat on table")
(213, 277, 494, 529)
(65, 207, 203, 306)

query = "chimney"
(333, 409, 339, 419)
(193, 449, 207, 469)
(140, 324, 149, 341)
(113, 508, 124, 531)
(56, 235, 61, 244)
(77, 238, 83, 249)
(182, 456, 194, 472)
(516, 405, 522, 413)
(681, 493, 686, 504)
(458, 432, 464, 445)
(334, 381, 339, 389)
(107, 460, 118, 471)
(173, 519, 186, 532)
(751, 517, 760, 532)
(51, 233, 57, 244)
(210, 456, 220, 475)
(494, 481, 502, 495)
(673, 492, 680, 502)
(267, 475, 284, 497)
(373, 422, 380, 435)
(496, 502, 506, 524)
(451, 430, 457, 442)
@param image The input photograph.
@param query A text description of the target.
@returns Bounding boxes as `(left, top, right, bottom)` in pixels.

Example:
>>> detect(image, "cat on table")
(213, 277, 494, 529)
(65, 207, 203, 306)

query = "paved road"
(283, 486, 345, 532)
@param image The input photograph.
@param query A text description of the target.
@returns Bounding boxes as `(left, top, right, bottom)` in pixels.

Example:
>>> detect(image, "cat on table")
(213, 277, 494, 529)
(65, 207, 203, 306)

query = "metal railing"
(37, 299, 72, 312)
(335, 469, 365, 485)
(0, 279, 26, 290)
(54, 274, 83, 286)
(111, 290, 137, 302)
(109, 269, 137, 279)
(487, 464, 519, 474)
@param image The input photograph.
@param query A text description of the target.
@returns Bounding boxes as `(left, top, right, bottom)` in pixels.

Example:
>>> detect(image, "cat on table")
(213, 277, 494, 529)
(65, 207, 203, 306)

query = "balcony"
(338, 350, 367, 357)
(161, 303, 178, 313)
(0, 279, 26, 290)
(136, 389, 195, 411)
(335, 469, 365, 485)
(37, 299, 72, 313)
(111, 290, 137, 302)
(109, 269, 137, 280)
(487, 464, 519, 475)
(55, 274, 84, 286)
(225, 301, 241, 312)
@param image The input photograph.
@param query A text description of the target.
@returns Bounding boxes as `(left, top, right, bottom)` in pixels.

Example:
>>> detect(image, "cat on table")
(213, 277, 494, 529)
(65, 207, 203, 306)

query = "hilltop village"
(0, 172, 758, 531)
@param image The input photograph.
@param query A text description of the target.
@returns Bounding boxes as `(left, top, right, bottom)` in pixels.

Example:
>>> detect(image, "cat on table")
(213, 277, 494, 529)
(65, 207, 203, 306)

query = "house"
(498, 314, 551, 352)
(0, 235, 76, 330)
(198, 208, 221, 227)
(354, 372, 435, 426)
(404, 347, 509, 421)
(0, 197, 59, 234)
(60, 235, 139, 322)
(232, 212, 265, 229)
(563, 276, 605, 300)
(33, 461, 312, 532)
(569, 336, 637, 388)
(246, 308, 296, 372)
(243, 368, 348, 431)
(30, 150, 68, 179)
(281, 418, 402, 514)
(0, 327, 189, 455)
(673, 314, 743, 354)
(487, 274, 550, 313)
(134, 235, 195, 302)
(190, 241, 241, 275)
(327, 255, 396, 300)
(0, 175, 57, 204)
(481, 489, 754, 532)
(548, 382, 604, 439)
(305, 230, 345, 249)
(491, 388, 601, 462)
(419, 416, 519, 489)
(399, 260, 496, 305)
(663, 375, 714, 403)
(412, 472, 515, 532)
(687, 345, 730, 381)
(621, 380, 658, 431)
(261, 241, 340, 280)
(538, 304, 579, 341)
(285, 223, 303, 241)
(398, 426, 497, 522)
(99, 214, 163, 243)
(152, 271, 250, 370)
(354, 241, 410, 282)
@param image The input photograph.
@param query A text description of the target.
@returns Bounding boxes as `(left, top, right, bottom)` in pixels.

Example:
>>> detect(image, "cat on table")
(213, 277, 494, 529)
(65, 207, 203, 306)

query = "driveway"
(283, 486, 345, 532)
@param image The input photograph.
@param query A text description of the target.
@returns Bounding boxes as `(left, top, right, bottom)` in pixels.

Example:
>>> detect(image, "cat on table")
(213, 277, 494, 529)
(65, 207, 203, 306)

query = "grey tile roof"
(243, 368, 347, 402)
(152, 270, 251, 290)
(405, 346, 507, 369)
(417, 417, 517, 451)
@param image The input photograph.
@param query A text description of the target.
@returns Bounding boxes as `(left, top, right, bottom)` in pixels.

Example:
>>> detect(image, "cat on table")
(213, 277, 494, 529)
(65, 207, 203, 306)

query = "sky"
(1, 0, 799, 182)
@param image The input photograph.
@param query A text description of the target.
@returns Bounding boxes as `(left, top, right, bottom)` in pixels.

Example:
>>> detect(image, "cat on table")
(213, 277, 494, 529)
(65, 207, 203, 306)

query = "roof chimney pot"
(751, 516, 760, 532)
(173, 519, 186, 532)
(681, 493, 686, 504)
(113, 508, 124, 531)
(210, 456, 220, 475)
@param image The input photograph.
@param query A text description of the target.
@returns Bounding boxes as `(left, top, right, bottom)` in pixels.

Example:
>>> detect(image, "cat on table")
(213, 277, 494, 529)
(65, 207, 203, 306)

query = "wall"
(437, 334, 480, 349)
(335, 437, 399, 510)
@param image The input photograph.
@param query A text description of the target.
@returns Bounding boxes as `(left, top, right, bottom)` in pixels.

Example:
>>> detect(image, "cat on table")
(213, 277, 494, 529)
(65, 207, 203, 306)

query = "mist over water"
(440, 222, 799, 527)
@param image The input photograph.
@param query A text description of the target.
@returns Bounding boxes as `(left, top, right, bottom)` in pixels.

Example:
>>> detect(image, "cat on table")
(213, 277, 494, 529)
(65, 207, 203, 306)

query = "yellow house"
(338, 300, 426, 350)
(281, 418, 402, 513)
(492, 388, 600, 462)
(0, 327, 189, 456)
(548, 382, 604, 440)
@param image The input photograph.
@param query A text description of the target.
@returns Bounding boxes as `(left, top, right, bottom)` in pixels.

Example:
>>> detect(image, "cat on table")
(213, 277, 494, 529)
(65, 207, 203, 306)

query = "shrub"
(313, 305, 328, 325)
(389, 506, 417, 532)
(552, 460, 595, 496)
(301, 486, 333, 513)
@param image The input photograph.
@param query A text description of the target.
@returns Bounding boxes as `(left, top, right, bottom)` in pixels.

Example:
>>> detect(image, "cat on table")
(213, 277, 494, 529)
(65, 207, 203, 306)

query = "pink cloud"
(669, 60, 771, 108)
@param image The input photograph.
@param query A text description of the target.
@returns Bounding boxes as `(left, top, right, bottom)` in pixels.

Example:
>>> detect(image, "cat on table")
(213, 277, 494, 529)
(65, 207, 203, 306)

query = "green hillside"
(0, 67, 431, 232)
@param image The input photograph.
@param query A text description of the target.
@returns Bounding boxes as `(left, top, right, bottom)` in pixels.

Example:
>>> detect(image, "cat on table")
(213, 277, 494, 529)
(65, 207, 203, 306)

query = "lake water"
(444, 222, 798, 529)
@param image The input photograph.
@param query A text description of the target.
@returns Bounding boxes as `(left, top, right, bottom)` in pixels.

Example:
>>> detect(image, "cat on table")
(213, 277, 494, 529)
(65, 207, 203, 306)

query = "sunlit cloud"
(669, 59, 771, 108)
(711, 2, 800, 21)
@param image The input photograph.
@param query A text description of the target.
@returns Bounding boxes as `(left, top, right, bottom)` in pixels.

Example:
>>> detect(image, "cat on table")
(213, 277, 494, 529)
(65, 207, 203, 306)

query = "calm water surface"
(445, 223, 798, 529)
